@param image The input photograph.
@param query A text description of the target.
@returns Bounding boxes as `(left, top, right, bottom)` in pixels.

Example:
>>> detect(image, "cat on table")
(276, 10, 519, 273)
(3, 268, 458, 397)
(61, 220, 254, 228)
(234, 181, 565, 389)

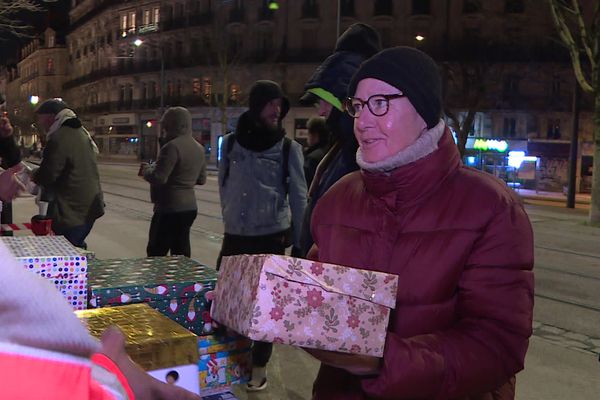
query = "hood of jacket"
(161, 106, 192, 141)
(234, 111, 286, 152)
(301, 23, 381, 105)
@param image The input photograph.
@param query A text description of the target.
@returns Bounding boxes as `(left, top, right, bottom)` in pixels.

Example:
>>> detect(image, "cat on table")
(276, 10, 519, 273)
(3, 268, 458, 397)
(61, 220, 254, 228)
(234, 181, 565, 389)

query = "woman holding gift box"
(307, 47, 534, 399)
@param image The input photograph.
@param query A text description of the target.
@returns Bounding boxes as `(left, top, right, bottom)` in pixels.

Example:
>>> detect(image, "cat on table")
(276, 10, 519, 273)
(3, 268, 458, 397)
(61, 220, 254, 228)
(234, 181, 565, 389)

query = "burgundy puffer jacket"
(310, 129, 534, 400)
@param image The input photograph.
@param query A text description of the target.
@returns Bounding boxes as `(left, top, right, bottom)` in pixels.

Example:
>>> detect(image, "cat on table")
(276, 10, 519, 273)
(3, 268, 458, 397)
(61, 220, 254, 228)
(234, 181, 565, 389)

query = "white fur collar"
(356, 119, 446, 173)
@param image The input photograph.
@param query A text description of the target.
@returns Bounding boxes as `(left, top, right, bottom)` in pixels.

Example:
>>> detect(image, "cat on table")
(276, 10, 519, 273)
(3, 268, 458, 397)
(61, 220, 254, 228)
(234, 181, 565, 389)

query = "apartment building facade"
(2, 0, 595, 191)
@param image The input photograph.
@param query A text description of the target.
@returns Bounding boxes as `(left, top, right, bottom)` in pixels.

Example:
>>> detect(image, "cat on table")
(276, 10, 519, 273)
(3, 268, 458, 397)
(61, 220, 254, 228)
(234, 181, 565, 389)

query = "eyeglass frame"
(344, 93, 405, 118)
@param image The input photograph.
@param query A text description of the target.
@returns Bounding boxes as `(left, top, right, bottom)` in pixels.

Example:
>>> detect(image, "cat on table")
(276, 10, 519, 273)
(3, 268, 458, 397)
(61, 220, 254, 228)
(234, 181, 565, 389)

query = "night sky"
(0, 0, 70, 63)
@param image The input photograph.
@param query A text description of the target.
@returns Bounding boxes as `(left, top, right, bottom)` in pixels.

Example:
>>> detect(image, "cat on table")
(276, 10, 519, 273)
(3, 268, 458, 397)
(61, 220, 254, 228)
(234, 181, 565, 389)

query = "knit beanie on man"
(248, 80, 290, 120)
(35, 98, 69, 115)
(348, 46, 442, 129)
(161, 106, 192, 139)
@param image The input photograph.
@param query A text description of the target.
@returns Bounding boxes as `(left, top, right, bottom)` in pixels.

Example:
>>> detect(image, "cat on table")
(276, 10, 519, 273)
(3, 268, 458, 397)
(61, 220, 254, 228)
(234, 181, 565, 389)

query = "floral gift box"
(211, 254, 398, 357)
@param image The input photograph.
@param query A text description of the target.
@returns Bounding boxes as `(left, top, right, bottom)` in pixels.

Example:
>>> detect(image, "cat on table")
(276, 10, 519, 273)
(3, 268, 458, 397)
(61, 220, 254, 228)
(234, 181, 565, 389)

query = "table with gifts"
(5, 235, 399, 397)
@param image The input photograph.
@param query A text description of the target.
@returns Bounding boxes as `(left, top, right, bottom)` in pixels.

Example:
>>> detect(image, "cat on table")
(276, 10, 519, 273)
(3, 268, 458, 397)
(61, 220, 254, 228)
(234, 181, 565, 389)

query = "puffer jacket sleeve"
(361, 200, 534, 399)
(287, 141, 308, 248)
(143, 143, 177, 185)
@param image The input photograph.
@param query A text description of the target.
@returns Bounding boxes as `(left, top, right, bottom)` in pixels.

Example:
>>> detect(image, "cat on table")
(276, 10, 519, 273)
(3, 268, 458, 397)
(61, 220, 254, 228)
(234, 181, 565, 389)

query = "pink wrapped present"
(211, 254, 398, 357)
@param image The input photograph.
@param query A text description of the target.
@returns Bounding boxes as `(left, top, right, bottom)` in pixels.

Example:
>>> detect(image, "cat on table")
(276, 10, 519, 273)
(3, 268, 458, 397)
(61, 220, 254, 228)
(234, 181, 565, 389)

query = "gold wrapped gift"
(76, 303, 198, 371)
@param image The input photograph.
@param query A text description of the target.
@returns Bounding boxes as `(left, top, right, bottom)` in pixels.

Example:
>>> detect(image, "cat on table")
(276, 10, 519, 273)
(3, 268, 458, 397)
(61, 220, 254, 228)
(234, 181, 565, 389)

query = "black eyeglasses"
(344, 93, 405, 118)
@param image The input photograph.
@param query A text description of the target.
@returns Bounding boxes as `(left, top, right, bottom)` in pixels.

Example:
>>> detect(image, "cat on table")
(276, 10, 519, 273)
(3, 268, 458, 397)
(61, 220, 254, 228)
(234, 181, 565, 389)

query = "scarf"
(47, 109, 99, 154)
(356, 119, 446, 173)
(234, 111, 286, 152)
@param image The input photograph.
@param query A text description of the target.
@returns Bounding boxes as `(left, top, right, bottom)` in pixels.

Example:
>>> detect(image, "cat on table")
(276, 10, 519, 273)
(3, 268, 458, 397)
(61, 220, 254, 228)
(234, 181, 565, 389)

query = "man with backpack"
(217, 80, 307, 392)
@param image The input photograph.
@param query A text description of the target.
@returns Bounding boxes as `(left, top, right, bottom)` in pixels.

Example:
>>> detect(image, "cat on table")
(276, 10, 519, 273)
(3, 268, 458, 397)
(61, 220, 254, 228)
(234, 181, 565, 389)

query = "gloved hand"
(290, 246, 303, 258)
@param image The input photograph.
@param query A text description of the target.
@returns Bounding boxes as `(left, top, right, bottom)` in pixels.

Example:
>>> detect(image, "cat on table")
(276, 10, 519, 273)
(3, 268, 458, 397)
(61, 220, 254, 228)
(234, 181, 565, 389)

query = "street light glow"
(133, 39, 143, 47)
(268, 1, 279, 10)
(29, 95, 39, 105)
(415, 35, 425, 41)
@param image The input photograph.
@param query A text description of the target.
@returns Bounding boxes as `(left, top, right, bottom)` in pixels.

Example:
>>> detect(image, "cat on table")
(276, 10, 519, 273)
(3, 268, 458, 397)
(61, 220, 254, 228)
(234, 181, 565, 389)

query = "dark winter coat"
(310, 128, 534, 400)
(303, 142, 329, 188)
(298, 23, 381, 256)
(32, 119, 104, 231)
(143, 118, 206, 213)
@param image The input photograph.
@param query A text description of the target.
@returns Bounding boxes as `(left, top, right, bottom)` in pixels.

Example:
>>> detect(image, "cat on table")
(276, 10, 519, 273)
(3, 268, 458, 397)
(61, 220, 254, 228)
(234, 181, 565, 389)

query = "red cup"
(31, 215, 53, 236)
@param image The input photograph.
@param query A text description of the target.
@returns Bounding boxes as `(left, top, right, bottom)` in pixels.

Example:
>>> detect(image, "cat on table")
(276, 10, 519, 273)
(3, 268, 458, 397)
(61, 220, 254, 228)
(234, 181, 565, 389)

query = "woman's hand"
(100, 326, 201, 400)
(304, 348, 381, 376)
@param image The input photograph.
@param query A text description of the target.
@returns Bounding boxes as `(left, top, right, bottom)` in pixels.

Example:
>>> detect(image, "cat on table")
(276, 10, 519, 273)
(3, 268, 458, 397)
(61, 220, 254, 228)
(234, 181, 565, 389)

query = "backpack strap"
(282, 136, 291, 193)
(222, 135, 236, 185)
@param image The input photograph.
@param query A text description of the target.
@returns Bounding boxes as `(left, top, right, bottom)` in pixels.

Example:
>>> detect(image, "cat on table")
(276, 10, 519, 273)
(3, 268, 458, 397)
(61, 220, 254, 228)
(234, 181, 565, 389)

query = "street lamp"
(133, 38, 165, 159)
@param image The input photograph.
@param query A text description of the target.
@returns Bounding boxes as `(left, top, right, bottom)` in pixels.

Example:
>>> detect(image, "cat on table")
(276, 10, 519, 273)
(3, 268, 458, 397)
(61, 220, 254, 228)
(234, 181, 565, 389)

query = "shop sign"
(472, 139, 508, 152)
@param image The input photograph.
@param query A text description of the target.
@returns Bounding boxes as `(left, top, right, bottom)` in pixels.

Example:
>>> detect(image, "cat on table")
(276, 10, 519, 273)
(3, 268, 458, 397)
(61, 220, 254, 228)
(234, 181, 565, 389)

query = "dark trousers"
(217, 231, 287, 367)
(147, 210, 197, 257)
(55, 222, 95, 249)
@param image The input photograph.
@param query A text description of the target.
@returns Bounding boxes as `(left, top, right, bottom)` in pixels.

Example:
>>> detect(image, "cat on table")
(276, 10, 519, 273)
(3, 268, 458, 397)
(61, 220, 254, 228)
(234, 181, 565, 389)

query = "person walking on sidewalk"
(142, 106, 207, 258)
(31, 98, 104, 248)
(217, 80, 307, 392)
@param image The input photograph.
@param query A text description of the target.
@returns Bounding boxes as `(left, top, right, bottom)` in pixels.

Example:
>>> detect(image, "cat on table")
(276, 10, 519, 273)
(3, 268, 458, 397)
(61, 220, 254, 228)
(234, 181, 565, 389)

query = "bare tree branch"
(549, 0, 594, 92)
(0, 0, 42, 38)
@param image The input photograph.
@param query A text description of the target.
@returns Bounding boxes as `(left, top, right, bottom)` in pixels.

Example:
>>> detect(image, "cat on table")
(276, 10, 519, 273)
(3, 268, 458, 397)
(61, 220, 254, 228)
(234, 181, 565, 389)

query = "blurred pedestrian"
(307, 46, 534, 400)
(303, 116, 330, 188)
(217, 80, 307, 392)
(298, 23, 381, 256)
(0, 94, 24, 224)
(142, 106, 207, 258)
(31, 98, 104, 248)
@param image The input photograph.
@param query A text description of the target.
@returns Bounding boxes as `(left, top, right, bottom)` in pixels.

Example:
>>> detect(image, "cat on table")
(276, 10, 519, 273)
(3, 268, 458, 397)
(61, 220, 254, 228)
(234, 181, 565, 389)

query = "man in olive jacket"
(32, 99, 104, 248)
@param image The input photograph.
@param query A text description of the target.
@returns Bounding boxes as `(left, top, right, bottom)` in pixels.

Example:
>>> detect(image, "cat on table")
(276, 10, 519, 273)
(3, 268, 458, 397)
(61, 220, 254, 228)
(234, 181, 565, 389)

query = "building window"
(121, 14, 127, 31)
(340, 0, 355, 17)
(301, 27, 317, 50)
(505, 0, 524, 13)
(551, 76, 561, 97)
(301, 0, 318, 19)
(412, 0, 430, 15)
(167, 80, 174, 97)
(374, 0, 393, 16)
(141, 83, 147, 100)
(48, 33, 55, 47)
(229, 84, 240, 102)
(128, 11, 136, 30)
(503, 75, 519, 97)
(202, 77, 212, 100)
(143, 9, 151, 25)
(379, 27, 392, 48)
(149, 81, 157, 98)
(257, 29, 272, 60)
(46, 58, 54, 73)
(503, 117, 516, 138)
(463, 0, 482, 14)
(154, 7, 160, 23)
(547, 119, 561, 139)
(192, 79, 201, 95)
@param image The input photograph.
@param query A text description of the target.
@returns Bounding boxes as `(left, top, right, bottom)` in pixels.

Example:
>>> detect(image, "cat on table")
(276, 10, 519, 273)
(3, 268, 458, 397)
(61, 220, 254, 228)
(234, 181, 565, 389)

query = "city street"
(10, 162, 600, 400)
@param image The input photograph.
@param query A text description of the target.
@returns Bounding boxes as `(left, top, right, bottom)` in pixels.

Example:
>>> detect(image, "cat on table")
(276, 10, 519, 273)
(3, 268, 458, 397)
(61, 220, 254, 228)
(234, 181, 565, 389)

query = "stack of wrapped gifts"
(211, 254, 399, 357)
(87, 256, 217, 335)
(76, 303, 200, 394)
(198, 331, 252, 394)
(1, 235, 88, 310)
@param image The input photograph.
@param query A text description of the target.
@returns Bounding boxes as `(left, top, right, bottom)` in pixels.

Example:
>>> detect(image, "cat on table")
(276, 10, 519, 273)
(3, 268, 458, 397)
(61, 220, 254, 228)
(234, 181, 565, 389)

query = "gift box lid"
(88, 256, 217, 306)
(1, 236, 86, 258)
(75, 303, 198, 370)
(224, 254, 399, 309)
